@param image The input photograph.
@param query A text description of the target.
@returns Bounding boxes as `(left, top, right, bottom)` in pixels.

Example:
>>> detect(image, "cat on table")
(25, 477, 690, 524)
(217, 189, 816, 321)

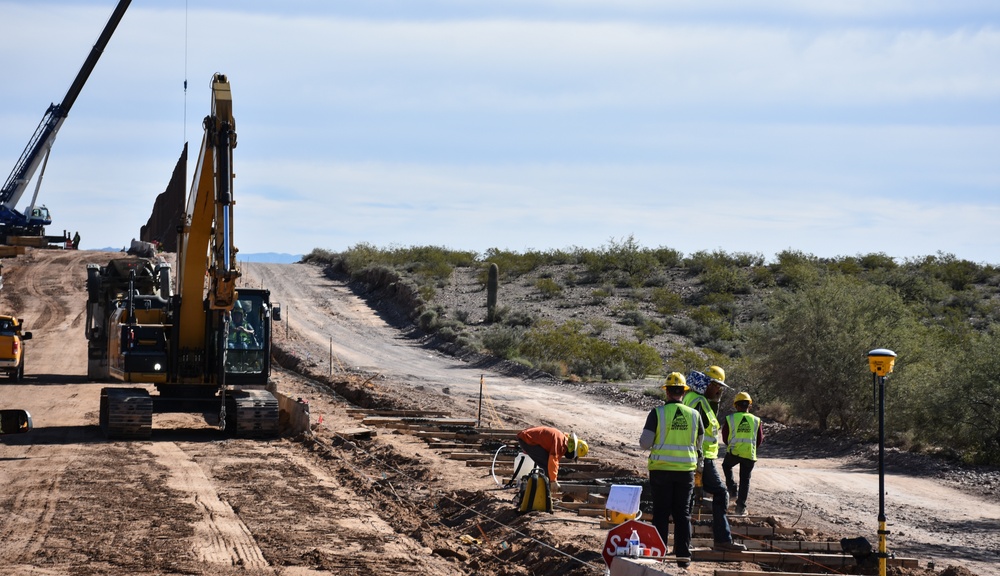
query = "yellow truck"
(0, 315, 31, 381)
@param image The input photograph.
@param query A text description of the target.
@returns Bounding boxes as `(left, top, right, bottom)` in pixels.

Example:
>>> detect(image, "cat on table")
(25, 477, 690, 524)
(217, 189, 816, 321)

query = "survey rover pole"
(868, 348, 896, 576)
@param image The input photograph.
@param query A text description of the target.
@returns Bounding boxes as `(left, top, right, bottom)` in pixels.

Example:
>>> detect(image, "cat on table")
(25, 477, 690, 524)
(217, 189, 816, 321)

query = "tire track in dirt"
(17, 250, 93, 377)
(0, 466, 61, 564)
(145, 442, 268, 569)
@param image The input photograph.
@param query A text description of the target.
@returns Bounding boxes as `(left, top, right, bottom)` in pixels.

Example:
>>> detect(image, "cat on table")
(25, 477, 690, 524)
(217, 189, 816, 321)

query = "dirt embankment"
(0, 249, 996, 576)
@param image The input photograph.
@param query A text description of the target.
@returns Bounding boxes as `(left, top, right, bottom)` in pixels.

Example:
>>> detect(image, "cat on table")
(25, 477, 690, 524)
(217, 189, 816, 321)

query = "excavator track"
(227, 389, 279, 438)
(99, 387, 153, 439)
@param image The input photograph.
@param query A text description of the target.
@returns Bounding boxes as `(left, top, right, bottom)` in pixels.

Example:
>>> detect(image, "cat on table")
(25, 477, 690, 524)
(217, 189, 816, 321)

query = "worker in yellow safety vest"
(640, 371, 704, 569)
(683, 366, 747, 552)
(722, 391, 763, 517)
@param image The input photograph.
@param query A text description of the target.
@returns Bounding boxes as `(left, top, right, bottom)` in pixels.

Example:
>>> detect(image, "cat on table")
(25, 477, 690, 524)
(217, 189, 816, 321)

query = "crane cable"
(182, 0, 188, 144)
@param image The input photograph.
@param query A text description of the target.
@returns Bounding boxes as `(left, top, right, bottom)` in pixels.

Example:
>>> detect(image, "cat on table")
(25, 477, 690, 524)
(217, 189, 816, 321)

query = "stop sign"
(601, 519, 667, 567)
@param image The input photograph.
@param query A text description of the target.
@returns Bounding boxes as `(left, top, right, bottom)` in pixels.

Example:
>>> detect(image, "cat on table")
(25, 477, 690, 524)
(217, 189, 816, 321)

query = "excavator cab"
(222, 289, 274, 382)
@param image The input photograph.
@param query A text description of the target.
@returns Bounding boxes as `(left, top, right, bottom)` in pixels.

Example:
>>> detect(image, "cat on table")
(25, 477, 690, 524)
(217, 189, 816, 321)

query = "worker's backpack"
(516, 468, 552, 514)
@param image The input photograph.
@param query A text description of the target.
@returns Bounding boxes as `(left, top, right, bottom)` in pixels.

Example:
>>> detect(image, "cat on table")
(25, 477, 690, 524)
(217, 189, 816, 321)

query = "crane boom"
(0, 0, 131, 237)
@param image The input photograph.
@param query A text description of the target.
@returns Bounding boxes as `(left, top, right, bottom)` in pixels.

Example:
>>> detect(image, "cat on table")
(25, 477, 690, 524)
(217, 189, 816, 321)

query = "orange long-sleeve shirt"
(517, 426, 568, 483)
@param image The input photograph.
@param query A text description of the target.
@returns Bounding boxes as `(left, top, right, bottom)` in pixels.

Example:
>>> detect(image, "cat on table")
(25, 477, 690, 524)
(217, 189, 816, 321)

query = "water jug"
(511, 452, 533, 482)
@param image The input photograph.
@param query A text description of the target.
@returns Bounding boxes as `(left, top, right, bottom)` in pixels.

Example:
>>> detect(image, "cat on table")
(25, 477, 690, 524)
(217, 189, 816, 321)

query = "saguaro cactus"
(486, 262, 499, 323)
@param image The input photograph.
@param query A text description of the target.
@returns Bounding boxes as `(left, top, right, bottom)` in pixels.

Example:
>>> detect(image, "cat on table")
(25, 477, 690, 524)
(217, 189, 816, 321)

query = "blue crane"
(0, 0, 131, 242)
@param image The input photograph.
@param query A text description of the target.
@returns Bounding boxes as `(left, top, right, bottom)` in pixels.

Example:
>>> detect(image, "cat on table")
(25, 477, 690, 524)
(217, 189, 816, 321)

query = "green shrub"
(418, 309, 439, 331)
(651, 247, 684, 268)
(650, 288, 683, 315)
(481, 325, 525, 359)
(701, 265, 752, 294)
(501, 309, 535, 328)
(581, 235, 659, 287)
(535, 277, 563, 299)
(519, 320, 662, 380)
(635, 321, 664, 342)
(589, 318, 611, 335)
(301, 248, 337, 265)
(685, 250, 763, 273)
(590, 287, 613, 304)
(775, 262, 821, 289)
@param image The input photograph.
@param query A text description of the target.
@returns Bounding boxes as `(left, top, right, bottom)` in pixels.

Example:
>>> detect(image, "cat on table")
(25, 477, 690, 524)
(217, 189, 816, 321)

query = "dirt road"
(246, 261, 1000, 576)
(0, 250, 997, 575)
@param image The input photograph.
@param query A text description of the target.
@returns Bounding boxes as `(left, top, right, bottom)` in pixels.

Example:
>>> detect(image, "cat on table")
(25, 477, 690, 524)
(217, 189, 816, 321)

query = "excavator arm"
(176, 74, 241, 356)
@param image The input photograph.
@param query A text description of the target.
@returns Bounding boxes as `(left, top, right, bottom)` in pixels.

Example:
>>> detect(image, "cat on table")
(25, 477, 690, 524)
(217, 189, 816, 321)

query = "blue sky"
(2, 1, 999, 263)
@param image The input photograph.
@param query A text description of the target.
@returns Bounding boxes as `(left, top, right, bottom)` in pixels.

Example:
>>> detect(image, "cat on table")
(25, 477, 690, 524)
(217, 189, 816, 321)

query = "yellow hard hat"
(734, 391, 752, 406)
(566, 432, 589, 459)
(662, 371, 688, 391)
(706, 365, 726, 384)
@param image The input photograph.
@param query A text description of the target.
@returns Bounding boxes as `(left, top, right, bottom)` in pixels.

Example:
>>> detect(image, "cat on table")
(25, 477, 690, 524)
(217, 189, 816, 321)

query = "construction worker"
(684, 365, 747, 552)
(516, 426, 589, 486)
(228, 303, 257, 349)
(722, 392, 763, 517)
(640, 372, 704, 568)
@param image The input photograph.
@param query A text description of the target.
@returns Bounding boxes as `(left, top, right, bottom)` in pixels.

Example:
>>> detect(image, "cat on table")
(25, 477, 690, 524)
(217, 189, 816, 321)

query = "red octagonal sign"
(601, 519, 667, 567)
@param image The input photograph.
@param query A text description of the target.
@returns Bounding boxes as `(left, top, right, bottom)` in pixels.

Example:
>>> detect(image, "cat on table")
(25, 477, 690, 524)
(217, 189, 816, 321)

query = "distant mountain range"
(95, 248, 302, 264)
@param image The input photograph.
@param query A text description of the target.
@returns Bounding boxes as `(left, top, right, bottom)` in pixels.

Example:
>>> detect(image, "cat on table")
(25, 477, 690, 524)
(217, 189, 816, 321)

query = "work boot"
(675, 555, 691, 569)
(714, 541, 747, 552)
(727, 484, 738, 499)
(734, 504, 747, 516)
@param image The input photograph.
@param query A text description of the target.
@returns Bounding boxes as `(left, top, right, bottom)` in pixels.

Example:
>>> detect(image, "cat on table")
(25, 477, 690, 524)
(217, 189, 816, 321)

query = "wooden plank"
(554, 501, 591, 511)
(414, 430, 520, 440)
(0, 246, 26, 257)
(558, 483, 612, 498)
(695, 550, 918, 569)
(714, 571, 836, 576)
(5, 236, 47, 247)
(362, 416, 478, 427)
(599, 520, 806, 536)
(334, 427, 377, 439)
(347, 408, 452, 417)
(759, 541, 844, 552)
(448, 452, 510, 461)
(427, 442, 474, 449)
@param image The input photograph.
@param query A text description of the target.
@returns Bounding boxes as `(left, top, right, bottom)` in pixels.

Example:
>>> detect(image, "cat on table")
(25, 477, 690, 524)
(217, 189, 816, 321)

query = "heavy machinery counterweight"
(86, 74, 281, 439)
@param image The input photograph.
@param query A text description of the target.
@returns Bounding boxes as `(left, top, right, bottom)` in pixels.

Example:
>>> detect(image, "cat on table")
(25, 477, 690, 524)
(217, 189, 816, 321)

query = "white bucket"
(511, 452, 534, 482)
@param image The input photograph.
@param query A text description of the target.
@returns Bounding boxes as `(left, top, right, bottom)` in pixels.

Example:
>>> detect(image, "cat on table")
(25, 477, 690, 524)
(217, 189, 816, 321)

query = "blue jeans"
(701, 457, 733, 543)
(649, 469, 695, 559)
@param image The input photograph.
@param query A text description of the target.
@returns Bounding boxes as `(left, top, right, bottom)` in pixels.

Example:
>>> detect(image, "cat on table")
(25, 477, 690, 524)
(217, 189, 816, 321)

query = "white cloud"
(0, 1, 997, 264)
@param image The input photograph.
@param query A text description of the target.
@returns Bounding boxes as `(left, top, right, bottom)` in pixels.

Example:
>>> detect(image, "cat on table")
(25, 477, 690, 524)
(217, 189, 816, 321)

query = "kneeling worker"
(516, 426, 589, 486)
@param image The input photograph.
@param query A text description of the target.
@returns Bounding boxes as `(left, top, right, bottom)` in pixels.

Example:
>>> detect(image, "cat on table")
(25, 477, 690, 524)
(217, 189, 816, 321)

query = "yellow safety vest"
(725, 412, 760, 461)
(648, 403, 699, 472)
(683, 391, 720, 459)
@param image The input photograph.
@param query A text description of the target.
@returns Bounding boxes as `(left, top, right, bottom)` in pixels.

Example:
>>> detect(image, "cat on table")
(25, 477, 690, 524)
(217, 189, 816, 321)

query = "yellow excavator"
(86, 74, 281, 439)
